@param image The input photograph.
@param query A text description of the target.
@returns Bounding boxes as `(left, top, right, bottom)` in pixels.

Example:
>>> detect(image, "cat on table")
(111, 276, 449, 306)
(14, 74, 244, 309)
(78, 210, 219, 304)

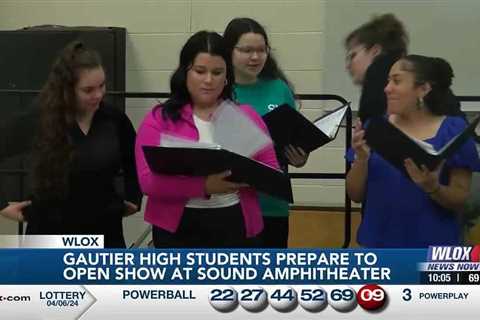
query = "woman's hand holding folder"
(285, 145, 308, 168)
(404, 158, 444, 195)
(205, 170, 249, 195)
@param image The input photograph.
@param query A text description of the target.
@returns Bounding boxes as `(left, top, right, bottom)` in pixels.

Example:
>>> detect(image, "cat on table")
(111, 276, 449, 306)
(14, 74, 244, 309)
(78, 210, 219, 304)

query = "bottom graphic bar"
(0, 285, 478, 319)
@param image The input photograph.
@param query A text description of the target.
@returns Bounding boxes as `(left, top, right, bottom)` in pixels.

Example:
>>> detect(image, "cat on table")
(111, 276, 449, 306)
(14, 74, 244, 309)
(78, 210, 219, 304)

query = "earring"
(416, 97, 425, 109)
(224, 79, 228, 85)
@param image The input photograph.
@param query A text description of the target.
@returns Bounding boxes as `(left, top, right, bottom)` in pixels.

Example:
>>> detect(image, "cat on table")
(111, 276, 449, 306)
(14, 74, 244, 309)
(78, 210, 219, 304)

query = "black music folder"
(142, 145, 293, 202)
(365, 115, 480, 172)
(262, 103, 349, 153)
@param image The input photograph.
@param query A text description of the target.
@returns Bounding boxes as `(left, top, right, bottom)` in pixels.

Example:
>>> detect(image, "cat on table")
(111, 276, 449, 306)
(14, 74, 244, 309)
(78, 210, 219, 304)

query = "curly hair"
(32, 41, 103, 199)
(400, 55, 461, 116)
(345, 13, 409, 56)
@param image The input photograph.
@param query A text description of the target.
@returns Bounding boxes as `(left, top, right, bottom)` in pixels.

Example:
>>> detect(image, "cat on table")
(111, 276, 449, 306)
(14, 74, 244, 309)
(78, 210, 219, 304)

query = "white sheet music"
(211, 100, 271, 157)
(314, 105, 348, 138)
(160, 134, 220, 149)
(159, 100, 271, 157)
(411, 136, 437, 155)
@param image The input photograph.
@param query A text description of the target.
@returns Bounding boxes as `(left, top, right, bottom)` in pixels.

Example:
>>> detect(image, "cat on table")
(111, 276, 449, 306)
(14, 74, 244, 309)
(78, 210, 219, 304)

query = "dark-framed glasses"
(234, 46, 270, 57)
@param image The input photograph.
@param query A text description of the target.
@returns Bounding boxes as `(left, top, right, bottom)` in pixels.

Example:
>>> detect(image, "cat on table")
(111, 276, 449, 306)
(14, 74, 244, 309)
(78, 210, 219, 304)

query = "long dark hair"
(400, 55, 462, 116)
(161, 31, 235, 121)
(223, 17, 294, 93)
(32, 41, 103, 199)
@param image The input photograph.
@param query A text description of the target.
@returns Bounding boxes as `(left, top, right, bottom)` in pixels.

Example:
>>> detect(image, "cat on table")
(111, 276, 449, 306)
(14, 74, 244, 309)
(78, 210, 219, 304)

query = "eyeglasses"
(234, 46, 270, 57)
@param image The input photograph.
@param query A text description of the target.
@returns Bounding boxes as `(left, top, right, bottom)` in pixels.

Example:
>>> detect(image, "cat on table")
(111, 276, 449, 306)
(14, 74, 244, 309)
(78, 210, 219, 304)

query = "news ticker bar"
(0, 285, 478, 320)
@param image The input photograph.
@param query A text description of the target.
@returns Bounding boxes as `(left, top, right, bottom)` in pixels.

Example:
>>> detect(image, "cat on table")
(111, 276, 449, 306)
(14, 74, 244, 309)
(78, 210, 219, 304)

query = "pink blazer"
(135, 101, 279, 237)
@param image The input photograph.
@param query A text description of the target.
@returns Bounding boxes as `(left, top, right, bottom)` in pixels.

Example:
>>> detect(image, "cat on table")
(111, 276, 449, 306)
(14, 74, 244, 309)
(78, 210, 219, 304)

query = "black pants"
(259, 216, 289, 248)
(152, 204, 260, 248)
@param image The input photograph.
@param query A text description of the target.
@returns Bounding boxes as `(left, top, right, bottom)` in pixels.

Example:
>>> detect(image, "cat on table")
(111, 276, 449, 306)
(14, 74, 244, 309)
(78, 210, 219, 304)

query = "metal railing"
(114, 91, 354, 248)
(1, 89, 479, 248)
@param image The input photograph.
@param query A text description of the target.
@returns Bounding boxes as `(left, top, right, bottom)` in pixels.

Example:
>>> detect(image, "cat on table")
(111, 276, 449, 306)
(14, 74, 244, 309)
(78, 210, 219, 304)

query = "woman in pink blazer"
(135, 31, 279, 248)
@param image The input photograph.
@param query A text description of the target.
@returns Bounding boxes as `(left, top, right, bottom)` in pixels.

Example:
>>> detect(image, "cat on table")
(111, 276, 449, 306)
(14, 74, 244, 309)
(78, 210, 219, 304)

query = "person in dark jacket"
(0, 41, 142, 248)
(345, 13, 409, 122)
(345, 13, 463, 125)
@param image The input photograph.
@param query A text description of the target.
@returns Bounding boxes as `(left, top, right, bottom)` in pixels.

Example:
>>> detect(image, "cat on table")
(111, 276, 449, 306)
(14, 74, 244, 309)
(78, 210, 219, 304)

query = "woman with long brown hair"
(0, 41, 141, 247)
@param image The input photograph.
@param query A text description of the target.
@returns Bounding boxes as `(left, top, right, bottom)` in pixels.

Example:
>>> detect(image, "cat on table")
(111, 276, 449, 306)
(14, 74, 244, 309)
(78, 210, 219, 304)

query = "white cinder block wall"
(0, 0, 332, 242)
(2, 1, 479, 242)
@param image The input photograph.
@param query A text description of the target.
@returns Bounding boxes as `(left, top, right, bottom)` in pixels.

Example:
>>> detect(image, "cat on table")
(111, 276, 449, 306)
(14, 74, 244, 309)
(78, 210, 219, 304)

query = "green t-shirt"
(234, 78, 296, 217)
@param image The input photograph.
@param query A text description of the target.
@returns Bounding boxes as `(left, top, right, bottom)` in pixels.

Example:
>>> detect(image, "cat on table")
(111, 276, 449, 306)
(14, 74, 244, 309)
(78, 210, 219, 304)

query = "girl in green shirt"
(224, 17, 309, 248)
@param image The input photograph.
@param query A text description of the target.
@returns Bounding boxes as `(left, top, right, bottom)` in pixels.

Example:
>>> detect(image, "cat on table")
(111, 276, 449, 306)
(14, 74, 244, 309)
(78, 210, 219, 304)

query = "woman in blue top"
(347, 55, 480, 248)
(223, 18, 309, 248)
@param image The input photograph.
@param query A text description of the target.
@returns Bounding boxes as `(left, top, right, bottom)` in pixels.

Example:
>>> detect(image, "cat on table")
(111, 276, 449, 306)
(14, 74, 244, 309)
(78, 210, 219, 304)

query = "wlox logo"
(427, 245, 480, 262)
(61, 235, 103, 248)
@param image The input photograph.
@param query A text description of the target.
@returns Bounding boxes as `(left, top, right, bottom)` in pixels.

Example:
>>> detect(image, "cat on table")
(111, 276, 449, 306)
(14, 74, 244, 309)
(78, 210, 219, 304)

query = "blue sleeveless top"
(347, 116, 480, 247)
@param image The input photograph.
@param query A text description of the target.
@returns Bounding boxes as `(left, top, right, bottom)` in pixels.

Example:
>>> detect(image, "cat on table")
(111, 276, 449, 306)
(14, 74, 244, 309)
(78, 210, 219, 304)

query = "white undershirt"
(185, 115, 240, 209)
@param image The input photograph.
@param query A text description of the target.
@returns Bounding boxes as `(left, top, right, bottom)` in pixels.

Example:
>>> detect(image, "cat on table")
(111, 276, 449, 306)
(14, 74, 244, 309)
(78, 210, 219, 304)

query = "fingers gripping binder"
(142, 145, 293, 203)
(262, 103, 350, 153)
(365, 115, 480, 172)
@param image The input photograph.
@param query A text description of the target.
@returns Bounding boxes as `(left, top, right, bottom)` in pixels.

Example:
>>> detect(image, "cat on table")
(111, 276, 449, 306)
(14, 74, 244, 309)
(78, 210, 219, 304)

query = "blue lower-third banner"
(0, 247, 462, 284)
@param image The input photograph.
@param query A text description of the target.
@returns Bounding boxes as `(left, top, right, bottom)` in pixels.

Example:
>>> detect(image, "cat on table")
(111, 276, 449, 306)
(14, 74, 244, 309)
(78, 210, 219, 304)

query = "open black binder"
(142, 145, 293, 202)
(365, 115, 480, 172)
(262, 103, 349, 153)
